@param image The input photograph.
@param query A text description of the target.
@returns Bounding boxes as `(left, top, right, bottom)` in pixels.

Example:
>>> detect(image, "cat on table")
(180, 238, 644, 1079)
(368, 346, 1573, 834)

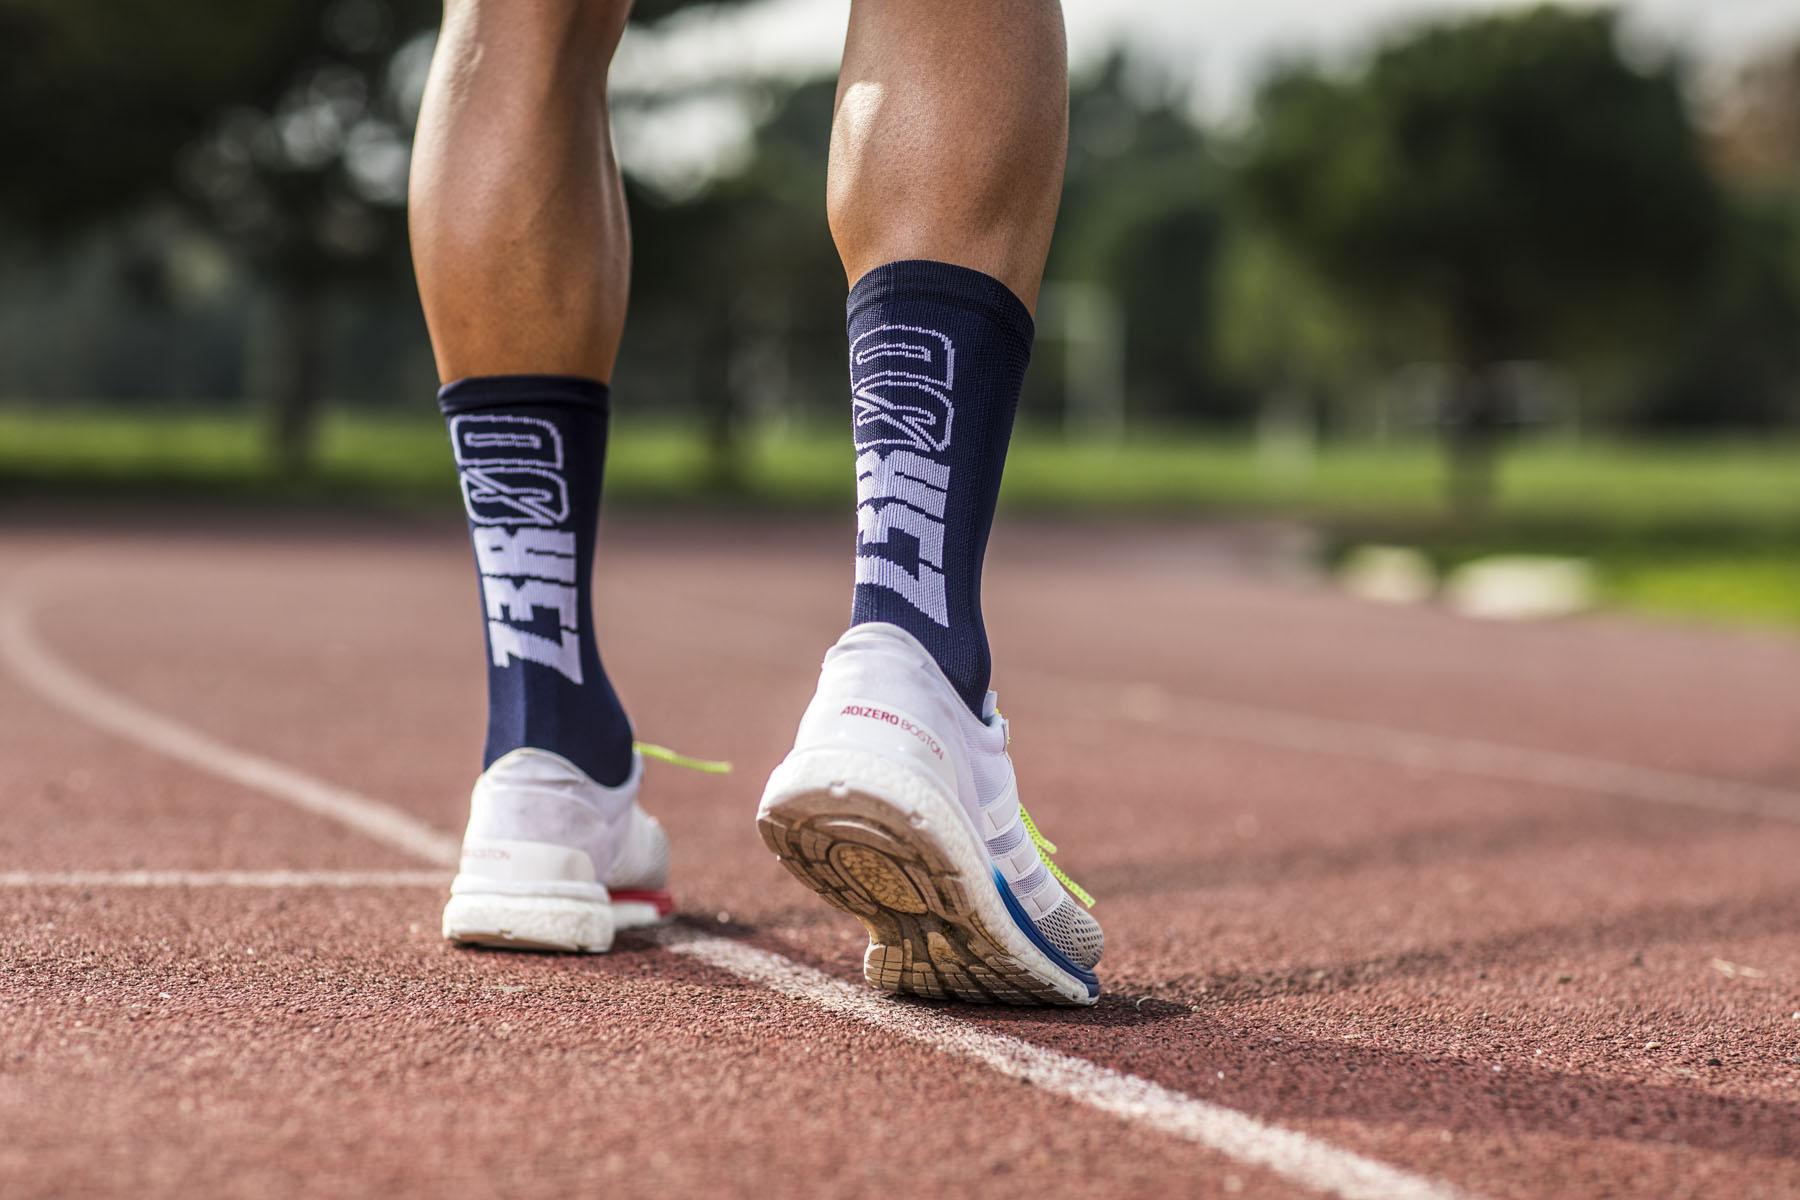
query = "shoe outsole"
(759, 749, 1096, 1007)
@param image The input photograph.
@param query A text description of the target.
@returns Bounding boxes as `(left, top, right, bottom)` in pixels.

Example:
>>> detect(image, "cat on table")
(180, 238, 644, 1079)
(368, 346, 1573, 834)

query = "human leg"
(411, 0, 670, 953)
(826, 0, 1067, 309)
(759, 0, 1102, 1005)
(830, 0, 1066, 715)
(410, 0, 633, 382)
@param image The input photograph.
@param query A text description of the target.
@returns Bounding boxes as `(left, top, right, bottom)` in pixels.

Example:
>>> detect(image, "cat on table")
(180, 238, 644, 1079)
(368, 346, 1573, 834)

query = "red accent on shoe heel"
(610, 889, 675, 918)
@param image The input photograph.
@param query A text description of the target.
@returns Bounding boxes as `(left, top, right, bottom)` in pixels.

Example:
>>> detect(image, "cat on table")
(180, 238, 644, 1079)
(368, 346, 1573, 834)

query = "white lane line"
(649, 595, 1800, 825)
(0, 869, 446, 889)
(648, 926, 1471, 1200)
(1136, 685, 1800, 824)
(0, 577, 460, 867)
(0, 569, 1475, 1200)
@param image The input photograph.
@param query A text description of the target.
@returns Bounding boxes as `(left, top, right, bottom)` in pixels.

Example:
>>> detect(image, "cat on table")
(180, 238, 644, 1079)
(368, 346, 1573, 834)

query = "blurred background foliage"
(2, 1, 1800, 622)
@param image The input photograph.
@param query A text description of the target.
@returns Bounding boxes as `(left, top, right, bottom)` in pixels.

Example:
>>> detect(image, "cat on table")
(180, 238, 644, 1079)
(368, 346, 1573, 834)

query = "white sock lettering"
(856, 449, 949, 517)
(854, 554, 948, 626)
(487, 622, 583, 684)
(458, 417, 586, 683)
(481, 577, 579, 630)
(471, 527, 576, 582)
(850, 329, 958, 628)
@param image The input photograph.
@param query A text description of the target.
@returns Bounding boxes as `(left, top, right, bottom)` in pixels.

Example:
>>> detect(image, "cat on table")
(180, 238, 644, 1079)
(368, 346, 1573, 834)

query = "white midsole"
(609, 900, 668, 930)
(449, 874, 609, 902)
(442, 892, 615, 953)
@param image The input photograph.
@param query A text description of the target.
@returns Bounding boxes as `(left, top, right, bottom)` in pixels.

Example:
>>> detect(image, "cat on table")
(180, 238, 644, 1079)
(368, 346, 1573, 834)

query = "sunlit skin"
(829, 0, 1067, 313)
(410, 0, 634, 383)
(409, 0, 1069, 385)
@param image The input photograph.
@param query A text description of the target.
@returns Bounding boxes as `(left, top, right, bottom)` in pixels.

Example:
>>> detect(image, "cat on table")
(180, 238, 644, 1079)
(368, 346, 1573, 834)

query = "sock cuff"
(438, 374, 611, 416)
(847, 260, 1035, 353)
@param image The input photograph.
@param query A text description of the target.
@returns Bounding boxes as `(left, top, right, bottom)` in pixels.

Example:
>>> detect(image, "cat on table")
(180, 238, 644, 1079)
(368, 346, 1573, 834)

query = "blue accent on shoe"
(990, 866, 1100, 998)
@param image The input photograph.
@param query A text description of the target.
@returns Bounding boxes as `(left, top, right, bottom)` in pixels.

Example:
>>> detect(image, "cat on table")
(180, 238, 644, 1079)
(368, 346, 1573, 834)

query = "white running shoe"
(758, 623, 1103, 1006)
(442, 747, 673, 953)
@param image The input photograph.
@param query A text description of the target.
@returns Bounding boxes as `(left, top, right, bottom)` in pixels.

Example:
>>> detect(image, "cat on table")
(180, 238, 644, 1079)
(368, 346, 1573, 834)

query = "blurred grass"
(1, 407, 1797, 629)
(1609, 558, 1800, 627)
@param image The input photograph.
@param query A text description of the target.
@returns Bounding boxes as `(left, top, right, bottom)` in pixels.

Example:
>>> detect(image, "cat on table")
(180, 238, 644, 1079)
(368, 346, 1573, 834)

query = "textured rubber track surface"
(759, 785, 1085, 1005)
(5, 516, 1800, 1199)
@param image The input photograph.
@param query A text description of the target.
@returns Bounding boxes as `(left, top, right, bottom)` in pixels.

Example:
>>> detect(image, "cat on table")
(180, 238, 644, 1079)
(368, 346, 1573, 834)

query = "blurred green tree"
(618, 76, 846, 486)
(0, 0, 749, 472)
(0, 0, 438, 469)
(1648, 40, 1800, 428)
(618, 54, 1235, 477)
(1050, 54, 1233, 425)
(1239, 5, 1723, 513)
(176, 0, 439, 472)
(1213, 230, 1363, 434)
(0, 0, 317, 233)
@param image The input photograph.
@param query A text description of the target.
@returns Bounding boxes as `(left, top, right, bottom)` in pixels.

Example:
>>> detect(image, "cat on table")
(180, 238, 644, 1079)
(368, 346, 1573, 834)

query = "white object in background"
(1338, 545, 1437, 606)
(1256, 385, 1318, 483)
(1445, 556, 1596, 621)
(1038, 281, 1126, 443)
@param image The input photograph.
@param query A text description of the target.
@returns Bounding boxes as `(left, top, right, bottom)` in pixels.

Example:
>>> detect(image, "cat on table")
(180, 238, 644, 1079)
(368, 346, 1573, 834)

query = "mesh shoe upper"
(1034, 897, 1105, 971)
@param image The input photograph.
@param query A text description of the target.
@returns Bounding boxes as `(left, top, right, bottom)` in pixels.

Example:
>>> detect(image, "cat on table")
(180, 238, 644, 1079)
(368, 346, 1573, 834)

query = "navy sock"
(847, 260, 1032, 716)
(440, 375, 634, 787)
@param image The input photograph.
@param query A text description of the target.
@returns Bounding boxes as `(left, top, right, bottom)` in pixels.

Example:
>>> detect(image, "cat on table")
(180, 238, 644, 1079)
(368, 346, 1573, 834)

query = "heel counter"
(461, 768, 613, 884)
(796, 696, 959, 796)
(457, 837, 598, 885)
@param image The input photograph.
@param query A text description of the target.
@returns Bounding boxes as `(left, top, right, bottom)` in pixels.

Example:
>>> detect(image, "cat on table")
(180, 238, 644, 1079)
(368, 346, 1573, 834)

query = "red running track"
(2, 515, 1798, 1199)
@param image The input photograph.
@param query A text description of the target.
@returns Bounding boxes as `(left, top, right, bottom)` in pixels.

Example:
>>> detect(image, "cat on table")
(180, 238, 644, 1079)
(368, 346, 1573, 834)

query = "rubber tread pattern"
(758, 753, 1095, 1006)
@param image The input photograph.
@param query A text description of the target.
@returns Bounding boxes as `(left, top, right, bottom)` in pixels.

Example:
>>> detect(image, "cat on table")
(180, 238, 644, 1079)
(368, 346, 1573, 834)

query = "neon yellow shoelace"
(636, 734, 1090, 910)
(1017, 803, 1096, 910)
(633, 741, 733, 775)
(997, 709, 1094, 909)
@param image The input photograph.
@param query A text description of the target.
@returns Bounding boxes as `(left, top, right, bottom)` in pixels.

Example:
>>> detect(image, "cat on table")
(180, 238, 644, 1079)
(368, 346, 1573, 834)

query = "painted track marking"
(0, 567, 1473, 1200)
(0, 869, 446, 889)
(0, 573, 459, 867)
(1071, 676, 1800, 825)
(657, 595, 1800, 824)
(650, 926, 1471, 1200)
